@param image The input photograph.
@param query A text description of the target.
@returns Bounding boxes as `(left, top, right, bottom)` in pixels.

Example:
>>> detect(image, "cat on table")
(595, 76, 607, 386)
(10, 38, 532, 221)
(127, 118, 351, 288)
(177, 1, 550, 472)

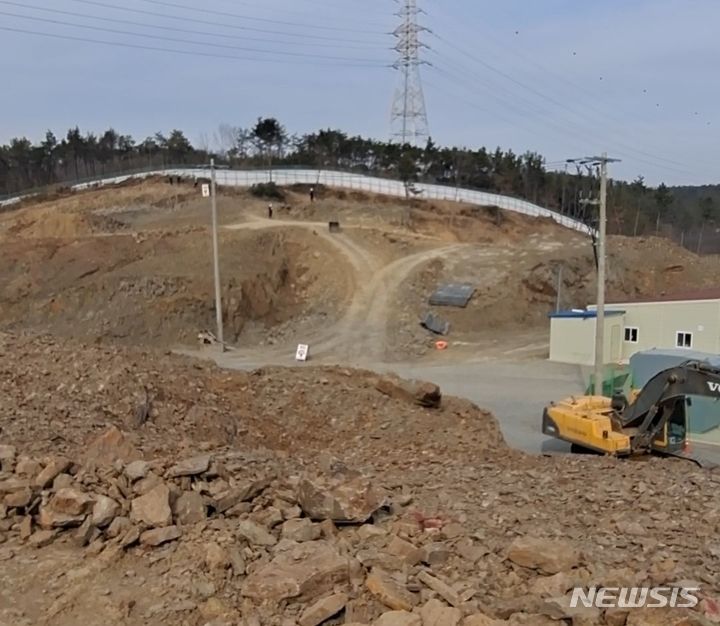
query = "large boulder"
(92, 495, 120, 528)
(237, 519, 277, 547)
(298, 593, 348, 626)
(34, 457, 71, 488)
(298, 470, 386, 524)
(366, 569, 418, 611)
(130, 484, 172, 528)
(140, 525, 181, 547)
(375, 377, 442, 409)
(83, 426, 142, 466)
(413, 382, 442, 408)
(167, 455, 211, 478)
(507, 536, 581, 575)
(242, 541, 349, 602)
(38, 488, 94, 529)
(282, 518, 322, 543)
(421, 599, 462, 626)
(173, 491, 207, 525)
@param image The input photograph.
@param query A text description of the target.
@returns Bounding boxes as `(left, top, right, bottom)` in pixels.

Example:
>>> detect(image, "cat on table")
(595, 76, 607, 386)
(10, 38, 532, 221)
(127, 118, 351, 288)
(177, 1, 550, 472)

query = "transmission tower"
(391, 0, 430, 145)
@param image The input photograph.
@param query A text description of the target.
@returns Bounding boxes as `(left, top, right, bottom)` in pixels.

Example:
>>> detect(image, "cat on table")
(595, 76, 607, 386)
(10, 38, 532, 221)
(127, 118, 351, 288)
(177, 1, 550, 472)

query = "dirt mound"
(0, 226, 350, 347)
(0, 333, 504, 462)
(2, 209, 126, 239)
(388, 230, 720, 359)
(1, 333, 720, 625)
(607, 235, 720, 299)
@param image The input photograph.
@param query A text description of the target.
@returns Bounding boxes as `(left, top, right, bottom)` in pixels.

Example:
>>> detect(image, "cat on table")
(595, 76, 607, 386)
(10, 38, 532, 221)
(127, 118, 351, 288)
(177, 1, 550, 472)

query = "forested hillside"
(2, 119, 718, 252)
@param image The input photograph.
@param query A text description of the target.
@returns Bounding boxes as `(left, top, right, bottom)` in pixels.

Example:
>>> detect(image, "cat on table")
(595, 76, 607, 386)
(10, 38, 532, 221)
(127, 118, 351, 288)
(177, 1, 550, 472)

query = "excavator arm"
(619, 360, 720, 452)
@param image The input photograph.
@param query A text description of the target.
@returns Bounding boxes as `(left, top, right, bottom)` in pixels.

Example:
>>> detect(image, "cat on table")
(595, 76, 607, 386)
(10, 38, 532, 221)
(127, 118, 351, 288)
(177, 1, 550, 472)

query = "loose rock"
(366, 569, 418, 611)
(34, 457, 71, 488)
(237, 519, 277, 547)
(173, 491, 206, 525)
(420, 599, 462, 626)
(84, 426, 142, 466)
(507, 536, 581, 575)
(167, 455, 211, 478)
(374, 610, 422, 626)
(140, 525, 181, 547)
(130, 484, 172, 528)
(298, 471, 386, 523)
(298, 592, 348, 626)
(281, 518, 322, 543)
(92, 495, 120, 528)
(242, 541, 348, 602)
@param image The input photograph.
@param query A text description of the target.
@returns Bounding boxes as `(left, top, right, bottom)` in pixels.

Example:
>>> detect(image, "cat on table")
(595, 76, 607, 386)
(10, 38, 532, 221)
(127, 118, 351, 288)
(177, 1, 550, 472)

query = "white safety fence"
(2, 168, 593, 235)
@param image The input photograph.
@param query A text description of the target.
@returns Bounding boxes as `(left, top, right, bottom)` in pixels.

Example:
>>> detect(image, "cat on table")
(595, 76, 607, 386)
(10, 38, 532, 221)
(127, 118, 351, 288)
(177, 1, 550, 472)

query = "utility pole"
(555, 264, 563, 313)
(209, 158, 225, 351)
(567, 154, 620, 396)
(391, 0, 430, 145)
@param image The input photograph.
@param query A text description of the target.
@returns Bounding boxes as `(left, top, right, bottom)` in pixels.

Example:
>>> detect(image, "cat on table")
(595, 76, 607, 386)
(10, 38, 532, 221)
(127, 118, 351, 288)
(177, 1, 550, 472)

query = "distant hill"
(2, 121, 719, 253)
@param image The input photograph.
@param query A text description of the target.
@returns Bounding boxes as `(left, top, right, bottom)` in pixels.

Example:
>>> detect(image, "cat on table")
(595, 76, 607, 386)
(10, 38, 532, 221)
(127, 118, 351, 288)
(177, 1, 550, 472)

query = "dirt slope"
(3, 178, 720, 363)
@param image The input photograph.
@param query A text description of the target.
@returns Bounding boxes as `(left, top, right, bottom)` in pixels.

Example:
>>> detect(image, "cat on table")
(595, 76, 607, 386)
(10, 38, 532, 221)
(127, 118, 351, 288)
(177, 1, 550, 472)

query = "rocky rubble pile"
(2, 333, 720, 625)
(0, 332, 503, 466)
(2, 427, 720, 626)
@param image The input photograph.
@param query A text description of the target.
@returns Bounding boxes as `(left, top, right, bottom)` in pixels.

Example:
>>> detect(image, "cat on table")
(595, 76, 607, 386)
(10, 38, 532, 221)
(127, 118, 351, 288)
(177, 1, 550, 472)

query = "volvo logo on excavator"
(707, 382, 720, 393)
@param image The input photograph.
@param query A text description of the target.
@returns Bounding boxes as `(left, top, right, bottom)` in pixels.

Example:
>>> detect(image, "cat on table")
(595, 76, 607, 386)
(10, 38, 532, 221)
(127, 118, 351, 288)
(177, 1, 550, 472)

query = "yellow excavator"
(542, 360, 720, 465)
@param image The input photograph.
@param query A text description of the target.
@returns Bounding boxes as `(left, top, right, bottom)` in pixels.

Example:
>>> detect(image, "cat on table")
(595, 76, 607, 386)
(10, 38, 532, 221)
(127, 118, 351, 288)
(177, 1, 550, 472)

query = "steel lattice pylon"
(391, 0, 430, 145)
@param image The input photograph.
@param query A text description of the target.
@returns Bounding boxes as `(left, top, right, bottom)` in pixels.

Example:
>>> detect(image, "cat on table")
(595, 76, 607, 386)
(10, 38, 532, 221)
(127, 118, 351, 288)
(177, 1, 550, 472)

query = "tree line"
(2, 118, 718, 250)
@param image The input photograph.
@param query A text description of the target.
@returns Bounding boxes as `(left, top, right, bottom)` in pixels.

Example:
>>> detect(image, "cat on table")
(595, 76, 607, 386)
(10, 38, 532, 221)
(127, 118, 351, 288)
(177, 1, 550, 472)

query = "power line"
(0, 26, 389, 67)
(0, 1, 381, 49)
(0, 11, 389, 63)
(207, 0, 392, 27)
(135, 0, 385, 34)
(429, 45, 695, 175)
(427, 66, 592, 155)
(66, 0, 382, 44)
(428, 12, 698, 169)
(427, 63, 695, 176)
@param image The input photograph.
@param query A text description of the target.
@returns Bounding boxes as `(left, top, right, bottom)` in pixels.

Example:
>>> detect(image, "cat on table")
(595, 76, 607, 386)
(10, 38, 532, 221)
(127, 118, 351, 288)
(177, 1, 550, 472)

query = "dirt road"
(224, 216, 469, 363)
(202, 216, 587, 456)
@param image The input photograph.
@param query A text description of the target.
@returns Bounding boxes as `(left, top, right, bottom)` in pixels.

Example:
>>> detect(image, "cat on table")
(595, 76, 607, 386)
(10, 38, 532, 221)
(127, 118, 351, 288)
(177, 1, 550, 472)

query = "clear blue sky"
(0, 0, 717, 185)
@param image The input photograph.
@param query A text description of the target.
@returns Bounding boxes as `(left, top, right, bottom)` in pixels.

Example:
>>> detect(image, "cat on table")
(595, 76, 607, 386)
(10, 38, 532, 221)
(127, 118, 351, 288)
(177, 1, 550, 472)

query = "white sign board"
(201, 184, 210, 198)
(295, 344, 309, 362)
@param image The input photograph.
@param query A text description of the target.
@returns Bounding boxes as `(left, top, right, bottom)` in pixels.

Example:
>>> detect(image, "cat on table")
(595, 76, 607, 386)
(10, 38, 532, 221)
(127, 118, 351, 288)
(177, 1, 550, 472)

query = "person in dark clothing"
(309, 187, 315, 202)
(268, 203, 273, 219)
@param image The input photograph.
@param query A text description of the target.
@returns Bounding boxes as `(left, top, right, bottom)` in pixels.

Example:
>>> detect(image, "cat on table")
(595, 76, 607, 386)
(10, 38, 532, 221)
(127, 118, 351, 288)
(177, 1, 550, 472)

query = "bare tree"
(215, 124, 239, 158)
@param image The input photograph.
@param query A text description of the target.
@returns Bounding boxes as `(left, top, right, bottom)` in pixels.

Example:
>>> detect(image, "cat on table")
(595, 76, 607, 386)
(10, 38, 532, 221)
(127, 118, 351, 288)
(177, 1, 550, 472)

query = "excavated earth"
(5, 178, 720, 361)
(1, 332, 720, 626)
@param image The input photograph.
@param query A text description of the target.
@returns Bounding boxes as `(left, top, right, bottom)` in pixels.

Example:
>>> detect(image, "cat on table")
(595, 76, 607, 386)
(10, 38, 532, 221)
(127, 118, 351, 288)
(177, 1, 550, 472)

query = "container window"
(676, 331, 693, 348)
